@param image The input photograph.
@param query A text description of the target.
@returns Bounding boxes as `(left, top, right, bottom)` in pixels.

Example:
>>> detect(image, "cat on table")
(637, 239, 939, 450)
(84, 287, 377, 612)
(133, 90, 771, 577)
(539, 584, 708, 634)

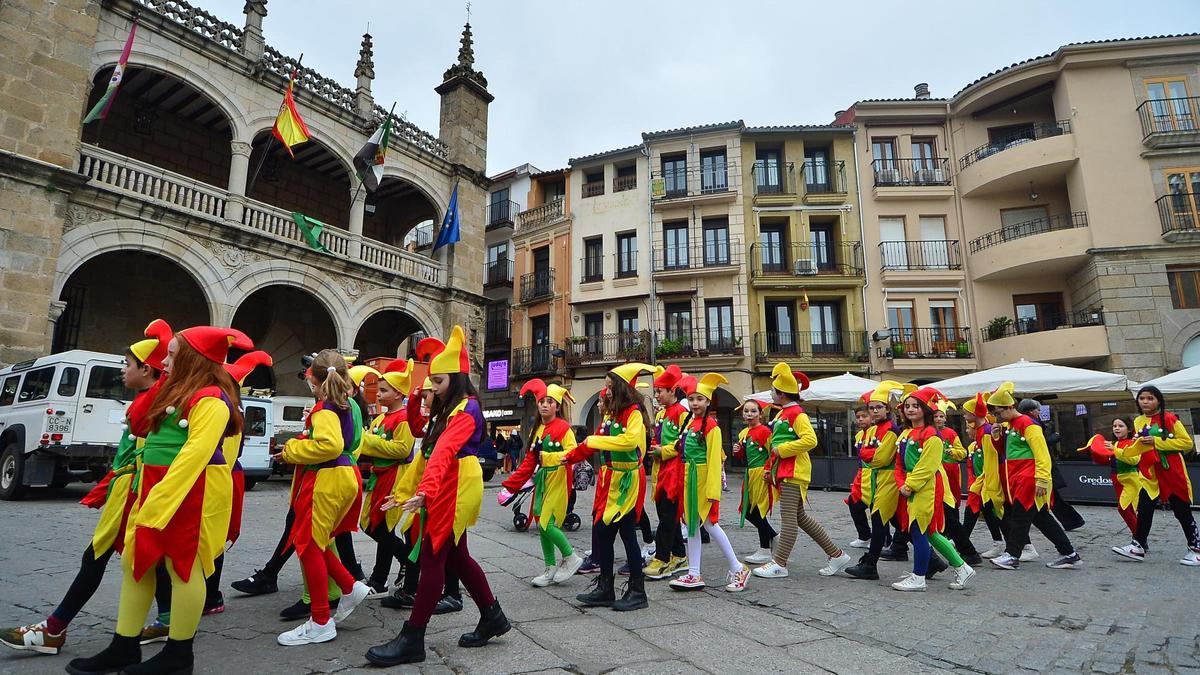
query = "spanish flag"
(272, 70, 310, 158)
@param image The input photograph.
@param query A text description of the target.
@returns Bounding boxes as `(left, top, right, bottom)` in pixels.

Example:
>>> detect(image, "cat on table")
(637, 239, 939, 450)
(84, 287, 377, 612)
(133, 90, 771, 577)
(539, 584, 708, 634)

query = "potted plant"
(891, 342, 906, 357)
(656, 337, 683, 359)
(985, 316, 1013, 341)
(955, 340, 970, 358)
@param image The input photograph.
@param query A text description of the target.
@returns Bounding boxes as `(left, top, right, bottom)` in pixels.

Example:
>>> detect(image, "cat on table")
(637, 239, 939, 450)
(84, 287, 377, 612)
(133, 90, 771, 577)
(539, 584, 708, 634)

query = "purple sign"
(487, 359, 508, 391)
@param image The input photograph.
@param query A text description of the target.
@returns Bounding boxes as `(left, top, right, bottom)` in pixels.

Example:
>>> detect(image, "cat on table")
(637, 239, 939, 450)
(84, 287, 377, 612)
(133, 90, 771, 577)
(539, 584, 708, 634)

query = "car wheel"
(0, 444, 27, 501)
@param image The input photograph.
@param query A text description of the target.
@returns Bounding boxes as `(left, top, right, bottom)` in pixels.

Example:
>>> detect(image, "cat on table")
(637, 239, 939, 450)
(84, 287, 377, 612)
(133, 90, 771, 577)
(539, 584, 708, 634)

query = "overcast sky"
(202, 0, 1196, 176)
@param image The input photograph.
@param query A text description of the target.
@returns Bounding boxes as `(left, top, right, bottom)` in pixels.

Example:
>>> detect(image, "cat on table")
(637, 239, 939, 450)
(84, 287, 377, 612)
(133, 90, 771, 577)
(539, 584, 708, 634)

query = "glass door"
(810, 223, 836, 272)
(1146, 79, 1195, 132)
(765, 300, 795, 354)
(809, 301, 843, 354)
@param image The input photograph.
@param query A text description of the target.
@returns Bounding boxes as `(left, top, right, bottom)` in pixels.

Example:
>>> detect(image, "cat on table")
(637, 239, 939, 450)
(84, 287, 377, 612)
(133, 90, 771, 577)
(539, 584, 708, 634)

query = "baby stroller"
(501, 468, 586, 533)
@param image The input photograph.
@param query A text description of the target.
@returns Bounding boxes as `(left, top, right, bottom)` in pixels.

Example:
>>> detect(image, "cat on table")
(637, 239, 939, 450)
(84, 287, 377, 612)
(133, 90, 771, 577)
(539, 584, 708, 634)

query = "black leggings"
(592, 513, 644, 580)
(653, 498, 686, 563)
(637, 510, 654, 544)
(962, 503, 1005, 542)
(744, 506, 778, 550)
(1005, 503, 1074, 557)
(335, 532, 363, 580)
(366, 521, 411, 584)
(1135, 491, 1200, 549)
(261, 508, 297, 577)
(49, 545, 115, 626)
(863, 512, 906, 563)
(847, 501, 871, 541)
(942, 504, 978, 556)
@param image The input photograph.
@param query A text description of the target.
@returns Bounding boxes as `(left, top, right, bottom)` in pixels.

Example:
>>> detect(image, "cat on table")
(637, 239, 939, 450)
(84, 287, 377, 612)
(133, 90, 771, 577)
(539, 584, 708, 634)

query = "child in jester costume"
(643, 364, 691, 580)
(735, 398, 778, 563)
(960, 392, 1008, 559)
(1078, 417, 1142, 543)
(933, 399, 982, 565)
(844, 401, 874, 549)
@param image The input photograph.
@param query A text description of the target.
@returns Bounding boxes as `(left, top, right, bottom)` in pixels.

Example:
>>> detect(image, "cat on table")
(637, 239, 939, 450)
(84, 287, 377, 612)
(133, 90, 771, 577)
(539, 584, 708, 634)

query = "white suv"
(0, 350, 129, 500)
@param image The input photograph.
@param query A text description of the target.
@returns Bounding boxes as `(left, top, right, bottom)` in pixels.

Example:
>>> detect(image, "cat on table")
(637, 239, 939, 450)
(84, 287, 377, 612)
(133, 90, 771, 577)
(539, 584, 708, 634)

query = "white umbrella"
(1132, 364, 1200, 397)
(745, 372, 879, 408)
(931, 359, 1129, 402)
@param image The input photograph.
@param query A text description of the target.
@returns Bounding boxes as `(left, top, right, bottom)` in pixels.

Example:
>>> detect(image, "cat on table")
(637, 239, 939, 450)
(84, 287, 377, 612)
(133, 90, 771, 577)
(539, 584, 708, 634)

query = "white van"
(239, 396, 273, 489)
(271, 395, 310, 475)
(0, 351, 128, 500)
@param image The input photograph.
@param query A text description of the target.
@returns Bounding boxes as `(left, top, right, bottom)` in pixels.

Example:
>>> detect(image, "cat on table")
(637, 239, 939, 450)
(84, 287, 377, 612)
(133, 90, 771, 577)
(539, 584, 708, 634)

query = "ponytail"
(311, 349, 353, 408)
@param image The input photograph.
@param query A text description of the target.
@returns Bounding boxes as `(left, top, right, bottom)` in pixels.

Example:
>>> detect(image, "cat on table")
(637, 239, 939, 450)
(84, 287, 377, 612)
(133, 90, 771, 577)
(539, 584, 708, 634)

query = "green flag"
(291, 212, 329, 252)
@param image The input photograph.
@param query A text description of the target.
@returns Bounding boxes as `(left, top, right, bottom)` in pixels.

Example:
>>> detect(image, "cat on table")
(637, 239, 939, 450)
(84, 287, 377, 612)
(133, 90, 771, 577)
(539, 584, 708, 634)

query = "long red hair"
(148, 338, 243, 435)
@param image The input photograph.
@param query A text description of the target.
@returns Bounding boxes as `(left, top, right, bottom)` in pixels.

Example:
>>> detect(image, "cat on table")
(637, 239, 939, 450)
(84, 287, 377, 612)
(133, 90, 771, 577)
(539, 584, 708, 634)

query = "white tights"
(687, 520, 742, 577)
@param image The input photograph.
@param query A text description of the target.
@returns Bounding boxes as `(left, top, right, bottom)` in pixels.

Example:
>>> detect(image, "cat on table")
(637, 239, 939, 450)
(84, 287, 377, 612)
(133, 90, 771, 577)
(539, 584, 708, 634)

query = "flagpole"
(247, 53, 303, 196)
(351, 101, 396, 206)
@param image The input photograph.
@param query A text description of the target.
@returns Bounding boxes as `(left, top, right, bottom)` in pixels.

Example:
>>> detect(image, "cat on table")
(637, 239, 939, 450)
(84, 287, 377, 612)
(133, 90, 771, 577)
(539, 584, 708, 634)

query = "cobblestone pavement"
(2, 474, 1199, 674)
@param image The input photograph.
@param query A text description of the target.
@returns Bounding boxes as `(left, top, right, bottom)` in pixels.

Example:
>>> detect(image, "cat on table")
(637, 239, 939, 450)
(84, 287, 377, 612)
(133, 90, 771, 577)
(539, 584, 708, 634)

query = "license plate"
(47, 417, 72, 434)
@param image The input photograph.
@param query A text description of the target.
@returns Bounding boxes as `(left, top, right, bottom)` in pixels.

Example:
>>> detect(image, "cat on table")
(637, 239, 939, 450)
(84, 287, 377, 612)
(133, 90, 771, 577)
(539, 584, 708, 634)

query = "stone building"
(0, 0, 491, 394)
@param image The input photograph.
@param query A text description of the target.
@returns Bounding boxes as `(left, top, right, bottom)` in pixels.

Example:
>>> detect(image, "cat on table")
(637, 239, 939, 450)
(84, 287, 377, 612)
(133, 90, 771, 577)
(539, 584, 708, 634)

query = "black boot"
(458, 601, 511, 648)
(230, 569, 278, 596)
(612, 575, 648, 612)
(381, 588, 415, 610)
(879, 545, 908, 562)
(576, 574, 616, 607)
(123, 637, 193, 675)
(364, 621, 426, 666)
(844, 555, 880, 580)
(65, 633, 140, 675)
(925, 554, 948, 579)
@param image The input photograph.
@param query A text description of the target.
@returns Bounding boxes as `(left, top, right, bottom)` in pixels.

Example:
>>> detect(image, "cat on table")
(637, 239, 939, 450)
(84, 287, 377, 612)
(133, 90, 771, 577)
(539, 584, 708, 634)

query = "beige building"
(841, 35, 1200, 382)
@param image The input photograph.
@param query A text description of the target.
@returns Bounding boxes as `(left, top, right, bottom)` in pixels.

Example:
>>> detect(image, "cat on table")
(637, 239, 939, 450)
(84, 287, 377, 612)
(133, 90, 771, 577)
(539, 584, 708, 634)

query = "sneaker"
(725, 566, 750, 593)
(1111, 542, 1145, 562)
(664, 555, 689, 576)
(531, 566, 557, 587)
(848, 538, 870, 549)
(576, 553, 600, 575)
(744, 548, 773, 564)
(949, 564, 976, 590)
(990, 553, 1019, 570)
(961, 552, 984, 567)
(365, 578, 391, 599)
(925, 555, 948, 580)
(818, 552, 852, 577)
(380, 589, 415, 610)
(0, 621, 64, 655)
(554, 553, 585, 583)
(668, 573, 705, 590)
(1181, 549, 1200, 567)
(752, 561, 789, 578)
(617, 560, 632, 576)
(331, 581, 371, 623)
(231, 569, 278, 596)
(980, 541, 1006, 559)
(1046, 552, 1083, 569)
(641, 543, 656, 559)
(879, 546, 908, 562)
(279, 599, 311, 621)
(642, 558, 668, 579)
(433, 595, 464, 615)
(277, 618, 336, 646)
(203, 592, 225, 616)
(140, 620, 169, 645)
(891, 572, 927, 592)
(1019, 544, 1040, 562)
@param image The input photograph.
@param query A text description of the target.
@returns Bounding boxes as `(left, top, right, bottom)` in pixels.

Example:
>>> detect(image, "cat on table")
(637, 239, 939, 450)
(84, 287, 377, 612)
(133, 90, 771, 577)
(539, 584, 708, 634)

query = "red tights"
(297, 544, 356, 624)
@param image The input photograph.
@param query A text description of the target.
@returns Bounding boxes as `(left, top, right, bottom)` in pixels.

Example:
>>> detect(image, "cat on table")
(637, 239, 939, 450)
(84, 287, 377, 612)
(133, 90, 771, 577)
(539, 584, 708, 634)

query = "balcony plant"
(891, 342, 906, 357)
(955, 340, 970, 358)
(656, 337, 684, 359)
(985, 316, 1013, 341)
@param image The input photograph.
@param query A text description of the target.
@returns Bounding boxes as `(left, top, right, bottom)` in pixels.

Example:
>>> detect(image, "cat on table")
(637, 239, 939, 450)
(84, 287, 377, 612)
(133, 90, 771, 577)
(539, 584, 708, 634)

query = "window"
(486, 243, 511, 286)
(706, 299, 734, 351)
(809, 223, 836, 272)
(911, 137, 937, 169)
(544, 180, 566, 203)
(765, 300, 795, 353)
(488, 188, 511, 225)
(584, 312, 604, 353)
(57, 366, 80, 397)
(700, 149, 727, 193)
(929, 300, 959, 353)
(616, 232, 637, 277)
(661, 154, 686, 198)
(1169, 267, 1200, 309)
(486, 243, 509, 264)
(664, 302, 692, 346)
(918, 216, 950, 268)
(871, 138, 896, 169)
(804, 147, 830, 191)
(1145, 78, 1195, 132)
(1013, 293, 1065, 334)
(583, 170, 604, 198)
(614, 164, 637, 192)
(486, 304, 510, 345)
(759, 223, 787, 273)
(533, 245, 550, 274)
(530, 315, 551, 372)
(888, 300, 916, 354)
(0, 376, 18, 406)
(281, 406, 306, 422)
(618, 309, 639, 351)
(1164, 168, 1200, 231)
(703, 218, 730, 266)
(16, 367, 54, 403)
(245, 406, 268, 437)
(879, 217, 907, 269)
(755, 147, 782, 193)
(84, 366, 127, 401)
(663, 221, 689, 270)
(1183, 335, 1200, 368)
(809, 301, 843, 354)
(583, 237, 603, 282)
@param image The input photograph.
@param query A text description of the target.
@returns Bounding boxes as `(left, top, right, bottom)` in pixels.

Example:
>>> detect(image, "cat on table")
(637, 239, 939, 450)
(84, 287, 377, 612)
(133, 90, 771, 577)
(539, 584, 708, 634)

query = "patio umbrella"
(1131, 364, 1200, 398)
(931, 359, 1129, 402)
(745, 372, 879, 409)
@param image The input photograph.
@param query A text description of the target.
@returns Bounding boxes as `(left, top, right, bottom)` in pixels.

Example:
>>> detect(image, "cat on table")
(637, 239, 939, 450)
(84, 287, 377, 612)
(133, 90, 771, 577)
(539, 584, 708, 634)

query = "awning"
(1131, 364, 1200, 398)
(931, 359, 1129, 402)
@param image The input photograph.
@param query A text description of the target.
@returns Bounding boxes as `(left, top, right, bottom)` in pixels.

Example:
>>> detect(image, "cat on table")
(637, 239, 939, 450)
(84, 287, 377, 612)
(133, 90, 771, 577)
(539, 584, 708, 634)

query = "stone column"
(226, 140, 252, 223)
(348, 185, 366, 259)
(46, 300, 67, 349)
(241, 1, 267, 61)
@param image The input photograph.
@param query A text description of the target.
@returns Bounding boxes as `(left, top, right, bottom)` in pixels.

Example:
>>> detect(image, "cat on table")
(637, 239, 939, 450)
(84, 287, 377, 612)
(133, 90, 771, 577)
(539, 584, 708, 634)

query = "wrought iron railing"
(980, 308, 1105, 343)
(879, 240, 962, 271)
(656, 328, 744, 360)
(801, 159, 846, 194)
(511, 345, 559, 376)
(749, 242, 864, 277)
(615, 250, 638, 278)
(1137, 96, 1200, 139)
(753, 331, 869, 363)
(651, 162, 739, 200)
(1156, 193, 1200, 235)
(484, 259, 513, 287)
(751, 161, 796, 195)
(871, 158, 951, 187)
(884, 327, 973, 358)
(519, 269, 555, 303)
(564, 331, 651, 367)
(652, 235, 744, 272)
(484, 320, 511, 347)
(968, 212, 1088, 254)
(958, 120, 1072, 170)
(580, 255, 604, 283)
(487, 199, 520, 229)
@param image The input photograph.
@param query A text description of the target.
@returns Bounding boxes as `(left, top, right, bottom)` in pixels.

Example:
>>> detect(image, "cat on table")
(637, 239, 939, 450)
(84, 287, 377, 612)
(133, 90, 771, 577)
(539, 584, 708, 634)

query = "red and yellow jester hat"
(865, 380, 913, 405)
(609, 362, 655, 387)
(414, 336, 445, 364)
(520, 378, 575, 405)
(905, 385, 946, 411)
(652, 364, 684, 391)
(693, 372, 728, 401)
(129, 319, 173, 371)
(986, 381, 1018, 408)
(348, 365, 381, 388)
(225, 350, 273, 386)
(961, 391, 990, 420)
(429, 325, 470, 375)
(679, 375, 698, 398)
(177, 326, 253, 364)
(379, 358, 413, 394)
(770, 362, 810, 395)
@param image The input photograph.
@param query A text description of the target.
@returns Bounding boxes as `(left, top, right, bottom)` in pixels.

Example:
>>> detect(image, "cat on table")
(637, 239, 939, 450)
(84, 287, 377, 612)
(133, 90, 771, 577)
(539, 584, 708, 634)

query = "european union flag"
(433, 182, 461, 251)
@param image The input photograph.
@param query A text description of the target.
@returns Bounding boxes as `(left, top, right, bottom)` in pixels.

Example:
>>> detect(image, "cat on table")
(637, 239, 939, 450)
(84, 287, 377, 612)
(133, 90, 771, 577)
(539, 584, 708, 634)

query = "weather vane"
(466, 1, 471, 22)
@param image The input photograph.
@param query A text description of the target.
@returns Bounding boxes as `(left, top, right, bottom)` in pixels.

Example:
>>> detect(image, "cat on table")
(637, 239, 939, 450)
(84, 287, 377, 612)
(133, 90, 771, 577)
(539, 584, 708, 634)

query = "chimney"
(914, 83, 931, 99)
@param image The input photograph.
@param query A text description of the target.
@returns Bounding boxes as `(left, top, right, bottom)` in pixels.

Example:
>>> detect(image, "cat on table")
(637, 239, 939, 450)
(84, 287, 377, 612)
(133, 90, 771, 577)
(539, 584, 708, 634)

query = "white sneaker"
(818, 552, 852, 577)
(752, 561, 789, 578)
(641, 543, 656, 559)
(1180, 549, 1200, 566)
(554, 553, 585, 583)
(949, 564, 976, 590)
(278, 618, 336, 646)
(980, 541, 1005, 559)
(331, 581, 371, 623)
(531, 566, 557, 587)
(1111, 542, 1145, 562)
(1020, 544, 1040, 562)
(891, 572, 926, 592)
(848, 538, 870, 549)
(744, 548, 773, 564)
(725, 566, 750, 593)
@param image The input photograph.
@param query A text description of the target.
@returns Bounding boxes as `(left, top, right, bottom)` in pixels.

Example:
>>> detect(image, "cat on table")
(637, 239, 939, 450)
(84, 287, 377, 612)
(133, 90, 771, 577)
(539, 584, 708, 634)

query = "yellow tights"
(116, 555, 205, 640)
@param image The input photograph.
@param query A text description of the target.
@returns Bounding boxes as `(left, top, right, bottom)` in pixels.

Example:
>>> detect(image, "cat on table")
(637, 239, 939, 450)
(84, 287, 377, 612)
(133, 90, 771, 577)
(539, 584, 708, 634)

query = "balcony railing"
(76, 143, 442, 284)
(801, 159, 846, 194)
(580, 255, 604, 283)
(879, 240, 962, 271)
(1156, 193, 1200, 236)
(872, 158, 951, 187)
(959, 120, 1072, 170)
(749, 242, 864, 278)
(981, 308, 1105, 343)
(653, 235, 744, 272)
(656, 328, 744, 360)
(968, 211, 1088, 254)
(753, 331, 869, 363)
(511, 345, 559, 376)
(582, 181, 605, 198)
(517, 198, 565, 231)
(487, 199, 520, 229)
(484, 320, 511, 347)
(651, 163, 739, 201)
(519, 269, 555, 303)
(615, 250, 638, 278)
(484, 259, 514, 288)
(884, 327, 973, 359)
(564, 331, 651, 368)
(1137, 96, 1200, 141)
(751, 161, 797, 196)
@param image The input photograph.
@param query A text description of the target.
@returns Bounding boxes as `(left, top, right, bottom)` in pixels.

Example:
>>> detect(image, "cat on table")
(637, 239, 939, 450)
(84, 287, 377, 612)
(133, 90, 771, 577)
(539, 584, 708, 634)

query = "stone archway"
(246, 129, 352, 231)
(232, 285, 339, 396)
(53, 250, 210, 354)
(366, 176, 441, 248)
(353, 309, 426, 360)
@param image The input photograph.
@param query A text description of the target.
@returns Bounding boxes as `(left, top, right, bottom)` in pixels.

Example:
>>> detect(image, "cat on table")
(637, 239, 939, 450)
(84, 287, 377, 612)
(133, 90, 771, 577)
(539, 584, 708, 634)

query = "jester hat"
(379, 359, 413, 394)
(770, 362, 810, 395)
(864, 380, 913, 405)
(653, 364, 684, 391)
(348, 365, 381, 388)
(986, 381, 1018, 408)
(177, 326, 253, 365)
(609, 362, 654, 386)
(225, 350, 273, 386)
(129, 319, 173, 371)
(693, 372, 728, 401)
(429, 325, 470, 375)
(520, 377, 575, 405)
